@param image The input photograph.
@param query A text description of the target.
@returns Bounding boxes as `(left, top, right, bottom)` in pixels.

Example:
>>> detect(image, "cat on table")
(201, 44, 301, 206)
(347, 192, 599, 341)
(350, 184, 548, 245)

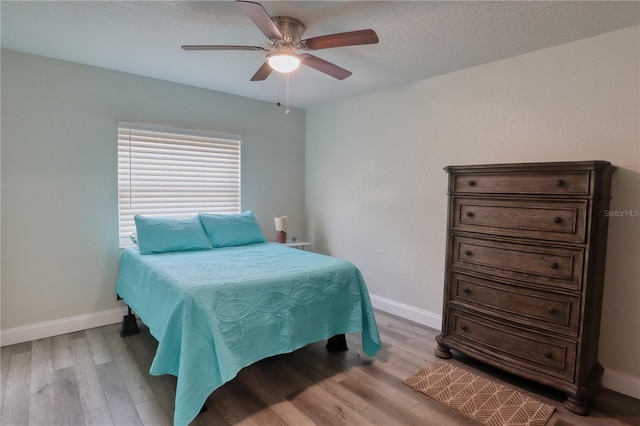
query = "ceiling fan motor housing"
(271, 16, 305, 46)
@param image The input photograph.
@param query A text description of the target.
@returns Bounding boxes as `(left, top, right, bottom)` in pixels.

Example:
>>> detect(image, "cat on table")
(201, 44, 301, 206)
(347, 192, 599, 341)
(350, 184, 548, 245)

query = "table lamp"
(274, 216, 288, 243)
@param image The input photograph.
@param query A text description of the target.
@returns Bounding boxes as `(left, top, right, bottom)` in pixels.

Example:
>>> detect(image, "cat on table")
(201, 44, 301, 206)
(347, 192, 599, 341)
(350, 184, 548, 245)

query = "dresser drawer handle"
(556, 179, 565, 187)
(461, 325, 468, 332)
(464, 250, 472, 256)
(462, 288, 471, 294)
(550, 262, 559, 270)
(547, 307, 557, 314)
(466, 211, 474, 218)
(554, 217, 563, 224)
(467, 180, 476, 187)
(544, 351, 552, 359)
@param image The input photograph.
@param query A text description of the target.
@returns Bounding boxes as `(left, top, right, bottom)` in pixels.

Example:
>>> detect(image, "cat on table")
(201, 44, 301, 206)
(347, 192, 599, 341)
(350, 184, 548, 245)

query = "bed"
(115, 213, 381, 426)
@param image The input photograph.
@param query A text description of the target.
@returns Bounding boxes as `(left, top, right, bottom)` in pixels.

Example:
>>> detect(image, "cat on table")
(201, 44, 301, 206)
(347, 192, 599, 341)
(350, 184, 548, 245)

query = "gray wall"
(306, 27, 640, 390)
(1, 49, 306, 330)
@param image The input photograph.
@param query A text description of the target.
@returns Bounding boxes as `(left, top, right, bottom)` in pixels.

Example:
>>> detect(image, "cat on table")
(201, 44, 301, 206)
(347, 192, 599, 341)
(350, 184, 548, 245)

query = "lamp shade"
(274, 216, 288, 232)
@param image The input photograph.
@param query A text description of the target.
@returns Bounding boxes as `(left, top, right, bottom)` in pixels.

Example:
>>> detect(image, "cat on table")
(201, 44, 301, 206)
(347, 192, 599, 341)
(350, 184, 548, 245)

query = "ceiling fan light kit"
(267, 47, 300, 73)
(182, 0, 379, 81)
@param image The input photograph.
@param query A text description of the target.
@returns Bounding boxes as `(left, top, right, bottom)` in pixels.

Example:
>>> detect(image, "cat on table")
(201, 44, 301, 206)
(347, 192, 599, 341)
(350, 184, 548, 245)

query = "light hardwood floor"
(2, 309, 639, 425)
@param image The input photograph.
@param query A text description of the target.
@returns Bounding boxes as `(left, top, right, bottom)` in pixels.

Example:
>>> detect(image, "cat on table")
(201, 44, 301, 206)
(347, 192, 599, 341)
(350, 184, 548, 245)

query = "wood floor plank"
(135, 398, 172, 426)
(372, 324, 414, 348)
(379, 346, 433, 381)
(29, 338, 55, 426)
(84, 405, 114, 426)
(297, 343, 354, 382)
(409, 400, 476, 425)
(339, 372, 423, 420)
(103, 322, 122, 332)
(52, 366, 84, 426)
(225, 356, 366, 425)
(51, 334, 73, 371)
(1, 341, 31, 411)
(346, 356, 432, 407)
(96, 361, 143, 426)
(356, 399, 427, 426)
(375, 311, 434, 338)
(235, 367, 316, 426)
(211, 379, 287, 426)
(122, 325, 177, 422)
(121, 322, 177, 422)
(386, 343, 436, 369)
(198, 384, 236, 426)
(103, 329, 154, 404)
(70, 335, 107, 413)
(137, 374, 177, 424)
(84, 327, 113, 365)
(592, 390, 640, 424)
(1, 351, 31, 426)
(283, 351, 370, 412)
(286, 378, 372, 426)
(399, 333, 439, 361)
(357, 345, 393, 372)
(190, 402, 232, 426)
(254, 355, 372, 425)
(248, 356, 315, 398)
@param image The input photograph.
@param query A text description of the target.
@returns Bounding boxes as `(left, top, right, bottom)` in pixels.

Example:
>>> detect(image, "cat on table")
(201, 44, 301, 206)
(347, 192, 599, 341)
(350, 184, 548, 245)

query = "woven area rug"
(404, 360, 555, 426)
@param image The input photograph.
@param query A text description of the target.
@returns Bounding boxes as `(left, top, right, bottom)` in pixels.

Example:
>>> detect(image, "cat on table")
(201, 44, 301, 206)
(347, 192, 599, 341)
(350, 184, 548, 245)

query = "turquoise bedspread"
(116, 243, 381, 426)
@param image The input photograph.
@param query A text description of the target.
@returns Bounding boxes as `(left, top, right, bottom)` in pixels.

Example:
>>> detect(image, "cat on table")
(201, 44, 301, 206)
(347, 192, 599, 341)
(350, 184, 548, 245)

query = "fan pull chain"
(276, 72, 282, 107)
(285, 73, 291, 115)
(275, 73, 291, 115)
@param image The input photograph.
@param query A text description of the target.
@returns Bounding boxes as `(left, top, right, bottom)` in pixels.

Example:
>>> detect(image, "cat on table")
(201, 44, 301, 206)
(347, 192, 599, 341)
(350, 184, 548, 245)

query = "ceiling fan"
(182, 0, 379, 81)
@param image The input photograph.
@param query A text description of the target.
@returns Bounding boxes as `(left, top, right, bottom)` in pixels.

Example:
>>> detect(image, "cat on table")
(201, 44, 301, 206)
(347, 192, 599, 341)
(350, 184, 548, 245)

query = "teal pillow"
(134, 215, 213, 254)
(198, 211, 266, 248)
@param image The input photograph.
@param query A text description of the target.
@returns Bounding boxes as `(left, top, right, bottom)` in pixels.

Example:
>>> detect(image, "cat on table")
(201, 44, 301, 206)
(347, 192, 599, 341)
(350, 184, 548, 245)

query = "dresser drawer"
(449, 272, 580, 335)
(452, 197, 588, 243)
(448, 309, 576, 381)
(451, 171, 590, 195)
(451, 235, 584, 290)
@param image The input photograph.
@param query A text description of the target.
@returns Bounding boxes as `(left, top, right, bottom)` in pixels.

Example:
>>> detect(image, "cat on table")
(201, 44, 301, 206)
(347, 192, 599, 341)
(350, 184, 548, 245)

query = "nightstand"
(282, 241, 310, 250)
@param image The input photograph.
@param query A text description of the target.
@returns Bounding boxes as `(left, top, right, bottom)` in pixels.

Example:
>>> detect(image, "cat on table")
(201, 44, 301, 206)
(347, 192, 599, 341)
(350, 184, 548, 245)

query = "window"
(118, 122, 241, 247)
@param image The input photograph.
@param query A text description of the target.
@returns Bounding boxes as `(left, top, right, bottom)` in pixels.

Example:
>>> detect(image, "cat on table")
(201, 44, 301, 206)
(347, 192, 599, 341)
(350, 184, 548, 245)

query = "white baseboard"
(369, 293, 640, 400)
(0, 307, 127, 347)
(369, 294, 442, 330)
(601, 367, 640, 400)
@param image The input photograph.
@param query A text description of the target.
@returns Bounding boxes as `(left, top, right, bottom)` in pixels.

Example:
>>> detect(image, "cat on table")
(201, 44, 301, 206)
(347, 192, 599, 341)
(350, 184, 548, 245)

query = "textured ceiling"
(2, 1, 639, 108)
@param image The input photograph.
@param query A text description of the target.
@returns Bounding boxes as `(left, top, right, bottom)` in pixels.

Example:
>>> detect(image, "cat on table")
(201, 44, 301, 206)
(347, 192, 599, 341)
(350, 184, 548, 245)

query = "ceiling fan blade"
(250, 62, 273, 81)
(302, 29, 379, 50)
(182, 45, 266, 51)
(236, 0, 283, 40)
(300, 54, 352, 80)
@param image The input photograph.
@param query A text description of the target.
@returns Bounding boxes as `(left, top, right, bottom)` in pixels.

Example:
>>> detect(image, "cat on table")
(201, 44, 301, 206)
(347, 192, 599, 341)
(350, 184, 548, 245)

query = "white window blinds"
(117, 122, 241, 247)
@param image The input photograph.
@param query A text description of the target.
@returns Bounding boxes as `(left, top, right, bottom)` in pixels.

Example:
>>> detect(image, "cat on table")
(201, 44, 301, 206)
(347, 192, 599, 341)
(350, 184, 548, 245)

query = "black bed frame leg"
(120, 306, 140, 337)
(326, 334, 348, 353)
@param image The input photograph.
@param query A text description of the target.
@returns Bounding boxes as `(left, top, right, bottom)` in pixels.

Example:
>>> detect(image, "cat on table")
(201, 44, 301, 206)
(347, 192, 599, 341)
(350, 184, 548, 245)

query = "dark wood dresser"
(435, 161, 616, 415)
